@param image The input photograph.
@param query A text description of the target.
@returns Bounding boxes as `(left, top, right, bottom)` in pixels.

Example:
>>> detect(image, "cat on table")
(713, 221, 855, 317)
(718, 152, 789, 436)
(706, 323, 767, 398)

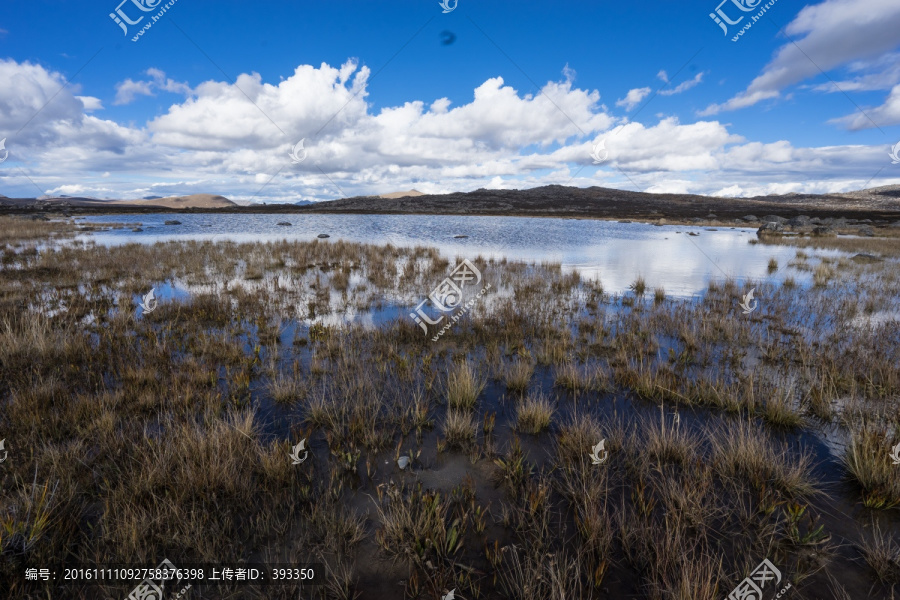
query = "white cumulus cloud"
(616, 87, 651, 111)
(701, 0, 900, 116)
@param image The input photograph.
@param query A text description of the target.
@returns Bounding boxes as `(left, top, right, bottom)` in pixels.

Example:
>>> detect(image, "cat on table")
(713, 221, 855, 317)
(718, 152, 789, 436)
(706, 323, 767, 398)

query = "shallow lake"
(77, 213, 840, 298)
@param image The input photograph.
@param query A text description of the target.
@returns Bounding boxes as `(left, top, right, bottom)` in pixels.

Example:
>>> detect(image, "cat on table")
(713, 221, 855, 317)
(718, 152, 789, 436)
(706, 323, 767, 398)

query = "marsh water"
(42, 213, 899, 598)
(76, 213, 841, 297)
(74, 213, 872, 459)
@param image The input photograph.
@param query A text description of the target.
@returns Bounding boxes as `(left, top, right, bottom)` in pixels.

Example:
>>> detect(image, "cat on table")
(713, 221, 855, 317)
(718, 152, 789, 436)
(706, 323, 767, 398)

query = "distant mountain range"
(2, 186, 899, 223)
(4, 194, 236, 209)
(287, 184, 900, 223)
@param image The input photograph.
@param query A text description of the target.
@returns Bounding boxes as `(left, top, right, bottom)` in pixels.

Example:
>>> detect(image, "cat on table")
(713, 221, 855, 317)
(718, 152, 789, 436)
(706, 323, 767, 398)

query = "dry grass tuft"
(712, 419, 818, 499)
(503, 360, 535, 394)
(445, 361, 485, 411)
(516, 392, 554, 434)
(443, 409, 477, 448)
(842, 429, 900, 508)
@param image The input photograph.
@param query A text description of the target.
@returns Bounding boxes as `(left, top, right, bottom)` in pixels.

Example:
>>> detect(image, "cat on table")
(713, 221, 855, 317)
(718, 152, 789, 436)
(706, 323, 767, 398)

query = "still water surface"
(78, 213, 839, 297)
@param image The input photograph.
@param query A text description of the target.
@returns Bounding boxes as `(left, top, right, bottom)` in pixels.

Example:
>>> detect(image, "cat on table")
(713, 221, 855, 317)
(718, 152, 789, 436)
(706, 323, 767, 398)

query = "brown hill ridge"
(108, 194, 237, 209)
(378, 189, 425, 199)
(0, 193, 237, 210)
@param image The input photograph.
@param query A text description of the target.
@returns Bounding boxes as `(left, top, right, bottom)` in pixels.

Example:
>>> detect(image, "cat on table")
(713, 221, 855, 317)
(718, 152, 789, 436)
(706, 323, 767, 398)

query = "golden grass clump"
(443, 409, 477, 448)
(445, 361, 485, 411)
(842, 429, 900, 509)
(516, 392, 554, 434)
(503, 360, 534, 394)
(712, 419, 818, 499)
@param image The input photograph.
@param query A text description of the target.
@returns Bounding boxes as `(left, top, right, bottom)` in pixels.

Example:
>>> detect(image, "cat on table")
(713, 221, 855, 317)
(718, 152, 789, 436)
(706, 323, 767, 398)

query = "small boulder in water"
(277, 222, 292, 226)
(132, 227, 143, 232)
(317, 233, 330, 239)
(164, 220, 182, 226)
(453, 234, 468, 239)
(852, 253, 882, 263)
(757, 222, 784, 235)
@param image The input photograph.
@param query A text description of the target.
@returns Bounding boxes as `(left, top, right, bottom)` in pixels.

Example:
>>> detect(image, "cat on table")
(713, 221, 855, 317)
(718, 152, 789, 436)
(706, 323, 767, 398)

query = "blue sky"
(1, 0, 900, 202)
